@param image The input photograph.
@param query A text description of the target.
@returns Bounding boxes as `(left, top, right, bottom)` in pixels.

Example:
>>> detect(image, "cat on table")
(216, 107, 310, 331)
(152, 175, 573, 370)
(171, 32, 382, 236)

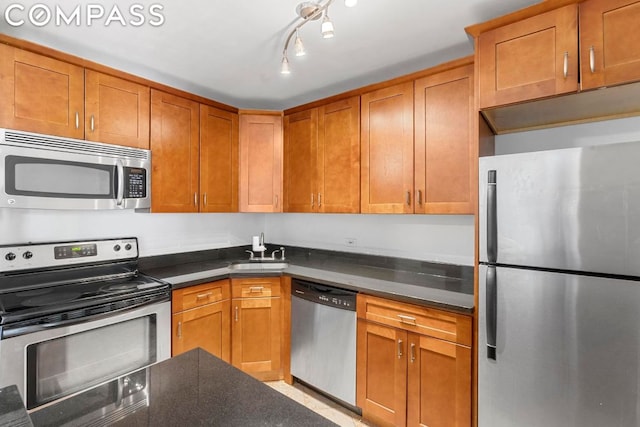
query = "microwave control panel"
(124, 168, 147, 199)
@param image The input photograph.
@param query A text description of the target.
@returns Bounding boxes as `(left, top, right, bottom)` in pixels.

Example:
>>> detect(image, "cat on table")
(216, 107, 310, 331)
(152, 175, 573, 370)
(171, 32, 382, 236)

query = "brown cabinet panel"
(317, 96, 361, 213)
(477, 4, 578, 108)
(283, 109, 317, 212)
(580, 0, 640, 89)
(239, 114, 283, 212)
(172, 299, 231, 362)
(150, 90, 200, 212)
(200, 105, 239, 212)
(361, 83, 414, 213)
(407, 334, 471, 427)
(0, 44, 84, 139)
(85, 70, 150, 149)
(356, 320, 407, 427)
(414, 64, 475, 214)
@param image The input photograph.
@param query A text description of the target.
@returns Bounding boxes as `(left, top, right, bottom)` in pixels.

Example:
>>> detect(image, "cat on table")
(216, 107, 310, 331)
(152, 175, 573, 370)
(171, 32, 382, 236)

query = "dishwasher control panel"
(291, 279, 357, 311)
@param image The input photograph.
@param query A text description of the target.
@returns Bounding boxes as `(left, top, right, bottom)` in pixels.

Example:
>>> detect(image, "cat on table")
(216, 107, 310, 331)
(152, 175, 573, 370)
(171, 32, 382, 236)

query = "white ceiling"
(1, 0, 540, 110)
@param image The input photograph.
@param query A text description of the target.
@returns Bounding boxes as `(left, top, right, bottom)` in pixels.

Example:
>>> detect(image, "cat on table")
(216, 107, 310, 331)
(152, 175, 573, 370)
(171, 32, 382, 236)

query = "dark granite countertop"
(29, 348, 337, 427)
(140, 245, 474, 313)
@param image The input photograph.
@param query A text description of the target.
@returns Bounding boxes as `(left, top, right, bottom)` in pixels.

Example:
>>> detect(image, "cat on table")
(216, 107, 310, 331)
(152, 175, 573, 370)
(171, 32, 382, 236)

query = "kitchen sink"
(229, 262, 289, 271)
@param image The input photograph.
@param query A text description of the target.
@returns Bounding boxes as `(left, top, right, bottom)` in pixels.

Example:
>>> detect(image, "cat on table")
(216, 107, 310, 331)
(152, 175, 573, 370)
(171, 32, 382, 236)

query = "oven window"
(26, 315, 156, 409)
(6, 156, 114, 198)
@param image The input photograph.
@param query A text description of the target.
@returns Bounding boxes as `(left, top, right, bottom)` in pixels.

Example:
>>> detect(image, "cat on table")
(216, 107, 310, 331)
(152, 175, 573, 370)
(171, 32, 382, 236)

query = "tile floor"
(266, 380, 375, 427)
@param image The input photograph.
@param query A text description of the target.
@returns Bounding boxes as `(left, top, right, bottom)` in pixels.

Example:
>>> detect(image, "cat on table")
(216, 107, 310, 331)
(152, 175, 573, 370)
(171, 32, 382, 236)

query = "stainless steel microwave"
(0, 128, 150, 210)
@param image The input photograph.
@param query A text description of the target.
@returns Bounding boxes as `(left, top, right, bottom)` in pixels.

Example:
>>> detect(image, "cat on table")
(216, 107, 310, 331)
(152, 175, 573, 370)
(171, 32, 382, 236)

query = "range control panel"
(1, 238, 138, 273)
(292, 279, 357, 311)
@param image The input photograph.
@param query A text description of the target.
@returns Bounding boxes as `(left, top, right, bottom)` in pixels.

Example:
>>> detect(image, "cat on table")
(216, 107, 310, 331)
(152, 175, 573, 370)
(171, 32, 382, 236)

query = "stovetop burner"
(22, 292, 82, 307)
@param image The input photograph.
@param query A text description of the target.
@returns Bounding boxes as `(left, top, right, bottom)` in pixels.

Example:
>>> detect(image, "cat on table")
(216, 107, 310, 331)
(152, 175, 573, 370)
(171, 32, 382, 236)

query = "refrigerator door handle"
(487, 170, 497, 263)
(486, 265, 497, 360)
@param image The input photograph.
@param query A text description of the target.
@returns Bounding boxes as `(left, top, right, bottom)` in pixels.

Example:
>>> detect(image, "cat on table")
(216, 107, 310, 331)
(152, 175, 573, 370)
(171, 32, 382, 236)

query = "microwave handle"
(116, 160, 125, 206)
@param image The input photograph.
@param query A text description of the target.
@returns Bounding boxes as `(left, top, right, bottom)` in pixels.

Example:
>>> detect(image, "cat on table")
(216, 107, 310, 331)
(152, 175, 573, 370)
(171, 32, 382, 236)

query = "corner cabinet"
(361, 82, 414, 214)
(239, 113, 283, 212)
(356, 294, 472, 427)
(231, 277, 282, 380)
(414, 64, 475, 214)
(477, 4, 578, 108)
(0, 44, 84, 139)
(283, 96, 360, 213)
(172, 280, 231, 362)
(580, 0, 640, 90)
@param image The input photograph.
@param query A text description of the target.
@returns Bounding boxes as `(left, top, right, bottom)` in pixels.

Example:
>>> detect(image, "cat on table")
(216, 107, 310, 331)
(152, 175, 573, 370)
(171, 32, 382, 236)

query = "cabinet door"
(414, 64, 475, 214)
(317, 96, 360, 213)
(172, 299, 231, 362)
(283, 109, 317, 213)
(407, 334, 471, 427)
(150, 90, 200, 212)
(580, 0, 640, 90)
(85, 70, 150, 149)
(477, 4, 578, 108)
(200, 105, 239, 212)
(231, 297, 282, 381)
(356, 320, 407, 427)
(239, 114, 283, 212)
(0, 44, 84, 139)
(361, 83, 414, 213)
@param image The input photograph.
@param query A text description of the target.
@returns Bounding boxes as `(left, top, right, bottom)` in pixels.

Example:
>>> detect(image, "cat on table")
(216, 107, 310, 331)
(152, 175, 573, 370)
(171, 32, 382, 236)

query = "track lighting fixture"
(280, 0, 356, 74)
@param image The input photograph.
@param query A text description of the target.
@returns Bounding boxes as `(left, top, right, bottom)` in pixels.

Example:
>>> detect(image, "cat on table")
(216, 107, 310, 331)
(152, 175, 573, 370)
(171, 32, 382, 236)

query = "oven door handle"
(116, 159, 125, 207)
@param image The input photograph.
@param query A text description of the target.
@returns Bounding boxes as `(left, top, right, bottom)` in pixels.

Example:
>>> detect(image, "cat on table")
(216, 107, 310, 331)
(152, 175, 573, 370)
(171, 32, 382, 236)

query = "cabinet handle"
(196, 292, 212, 300)
(563, 52, 569, 79)
(406, 191, 411, 206)
(203, 193, 208, 206)
(398, 314, 417, 325)
(311, 193, 314, 208)
(416, 190, 422, 206)
(75, 112, 80, 129)
(397, 339, 403, 359)
(90, 115, 95, 132)
(318, 193, 321, 207)
(275, 195, 279, 208)
(235, 306, 239, 322)
(248, 286, 264, 293)
(589, 46, 595, 74)
(177, 321, 182, 338)
(410, 343, 416, 363)
(194, 192, 198, 206)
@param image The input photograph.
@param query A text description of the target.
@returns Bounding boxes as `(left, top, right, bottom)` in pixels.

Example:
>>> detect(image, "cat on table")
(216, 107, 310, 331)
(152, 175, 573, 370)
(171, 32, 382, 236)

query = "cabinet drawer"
(172, 280, 230, 313)
(232, 277, 281, 298)
(356, 294, 471, 346)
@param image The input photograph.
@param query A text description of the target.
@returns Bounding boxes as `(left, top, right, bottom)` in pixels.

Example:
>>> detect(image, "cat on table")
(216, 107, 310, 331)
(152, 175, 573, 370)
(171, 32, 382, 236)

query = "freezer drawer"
(479, 141, 640, 276)
(479, 265, 640, 427)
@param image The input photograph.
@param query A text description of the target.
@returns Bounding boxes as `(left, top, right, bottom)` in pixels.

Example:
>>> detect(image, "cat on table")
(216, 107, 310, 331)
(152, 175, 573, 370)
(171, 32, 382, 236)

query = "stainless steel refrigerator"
(479, 141, 640, 427)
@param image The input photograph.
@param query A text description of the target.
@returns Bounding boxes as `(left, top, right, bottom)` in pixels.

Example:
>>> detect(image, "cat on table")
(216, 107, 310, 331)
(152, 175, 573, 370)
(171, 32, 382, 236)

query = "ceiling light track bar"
(283, 0, 334, 54)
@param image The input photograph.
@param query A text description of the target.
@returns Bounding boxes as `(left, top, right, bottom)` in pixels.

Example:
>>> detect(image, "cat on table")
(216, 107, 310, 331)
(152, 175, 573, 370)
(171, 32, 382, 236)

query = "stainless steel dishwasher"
(290, 279, 357, 408)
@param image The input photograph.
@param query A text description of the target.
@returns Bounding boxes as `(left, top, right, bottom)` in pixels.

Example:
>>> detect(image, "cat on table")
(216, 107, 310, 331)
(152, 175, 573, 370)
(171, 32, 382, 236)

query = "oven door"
(0, 137, 150, 210)
(0, 301, 170, 410)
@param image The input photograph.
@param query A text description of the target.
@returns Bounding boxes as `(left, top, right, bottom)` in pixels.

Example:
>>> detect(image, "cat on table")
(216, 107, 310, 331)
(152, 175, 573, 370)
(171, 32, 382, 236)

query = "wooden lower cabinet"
(231, 277, 282, 381)
(171, 280, 231, 362)
(357, 294, 471, 427)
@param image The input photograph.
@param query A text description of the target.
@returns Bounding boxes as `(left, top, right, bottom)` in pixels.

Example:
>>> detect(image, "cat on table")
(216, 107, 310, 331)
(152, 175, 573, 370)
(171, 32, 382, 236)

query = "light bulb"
(344, 0, 357, 7)
(294, 29, 306, 56)
(281, 55, 291, 74)
(321, 11, 334, 39)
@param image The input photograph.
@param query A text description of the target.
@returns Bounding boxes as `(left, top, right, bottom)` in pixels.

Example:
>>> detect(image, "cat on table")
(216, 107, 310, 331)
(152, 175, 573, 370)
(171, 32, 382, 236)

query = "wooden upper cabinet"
(283, 109, 317, 213)
(414, 64, 475, 214)
(150, 90, 200, 213)
(580, 0, 640, 90)
(361, 83, 414, 214)
(0, 44, 84, 139)
(477, 4, 579, 109)
(200, 105, 239, 212)
(85, 70, 150, 149)
(239, 113, 283, 212)
(317, 96, 360, 213)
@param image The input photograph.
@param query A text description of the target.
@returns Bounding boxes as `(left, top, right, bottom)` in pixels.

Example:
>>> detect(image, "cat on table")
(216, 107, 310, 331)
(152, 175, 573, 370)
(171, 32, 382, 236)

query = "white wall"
(495, 116, 640, 154)
(0, 210, 265, 257)
(264, 214, 475, 266)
